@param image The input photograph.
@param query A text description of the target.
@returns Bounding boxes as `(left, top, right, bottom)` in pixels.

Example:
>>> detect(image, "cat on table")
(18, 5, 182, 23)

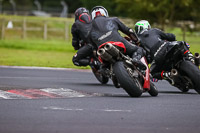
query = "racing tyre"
(113, 61, 143, 97)
(148, 81, 158, 96)
(177, 85, 189, 93)
(112, 75, 120, 88)
(91, 67, 109, 84)
(180, 60, 200, 94)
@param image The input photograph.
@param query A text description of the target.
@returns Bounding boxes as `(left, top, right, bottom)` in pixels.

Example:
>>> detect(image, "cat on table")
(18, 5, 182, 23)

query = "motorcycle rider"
(134, 20, 194, 81)
(71, 7, 96, 67)
(90, 6, 146, 70)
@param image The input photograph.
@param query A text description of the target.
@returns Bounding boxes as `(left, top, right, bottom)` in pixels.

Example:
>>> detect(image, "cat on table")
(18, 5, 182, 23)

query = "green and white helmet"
(135, 20, 151, 34)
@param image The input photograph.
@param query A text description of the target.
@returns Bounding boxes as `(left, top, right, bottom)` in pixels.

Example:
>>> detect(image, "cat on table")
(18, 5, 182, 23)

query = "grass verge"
(0, 34, 200, 69)
(0, 39, 90, 69)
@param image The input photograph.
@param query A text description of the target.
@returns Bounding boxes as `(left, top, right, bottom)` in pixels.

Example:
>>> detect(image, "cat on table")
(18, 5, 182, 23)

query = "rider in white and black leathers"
(90, 6, 146, 70)
(135, 20, 194, 80)
(71, 7, 94, 66)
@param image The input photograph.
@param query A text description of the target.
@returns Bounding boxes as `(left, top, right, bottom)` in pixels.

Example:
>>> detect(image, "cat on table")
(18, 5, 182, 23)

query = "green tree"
(114, 0, 197, 30)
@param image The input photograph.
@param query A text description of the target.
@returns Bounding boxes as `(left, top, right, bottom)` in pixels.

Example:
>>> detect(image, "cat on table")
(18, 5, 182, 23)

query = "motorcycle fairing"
(98, 41, 126, 63)
(140, 57, 150, 90)
(98, 41, 126, 53)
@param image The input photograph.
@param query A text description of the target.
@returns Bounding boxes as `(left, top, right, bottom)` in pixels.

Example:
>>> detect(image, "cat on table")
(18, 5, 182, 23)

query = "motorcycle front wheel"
(148, 81, 158, 96)
(91, 67, 109, 84)
(113, 61, 143, 97)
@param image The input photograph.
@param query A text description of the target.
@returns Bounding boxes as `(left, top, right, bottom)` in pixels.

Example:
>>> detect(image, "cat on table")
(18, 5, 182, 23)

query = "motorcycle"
(152, 41, 200, 93)
(89, 50, 109, 84)
(96, 41, 158, 97)
(76, 40, 109, 85)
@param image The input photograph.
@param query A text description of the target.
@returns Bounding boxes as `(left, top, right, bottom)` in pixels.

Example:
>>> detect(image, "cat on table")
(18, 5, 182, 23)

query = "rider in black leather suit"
(90, 6, 146, 70)
(71, 7, 94, 66)
(135, 20, 194, 80)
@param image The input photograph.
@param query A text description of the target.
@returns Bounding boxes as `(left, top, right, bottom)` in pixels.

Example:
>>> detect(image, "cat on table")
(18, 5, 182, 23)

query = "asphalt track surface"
(0, 66, 200, 133)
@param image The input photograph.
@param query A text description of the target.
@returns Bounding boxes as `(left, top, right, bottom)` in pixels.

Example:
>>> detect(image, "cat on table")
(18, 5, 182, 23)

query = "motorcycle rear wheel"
(113, 61, 143, 97)
(180, 60, 200, 94)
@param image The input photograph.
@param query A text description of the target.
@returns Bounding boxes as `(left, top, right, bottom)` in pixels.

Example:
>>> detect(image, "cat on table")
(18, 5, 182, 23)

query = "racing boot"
(181, 41, 195, 63)
(184, 51, 195, 63)
(132, 52, 146, 70)
(132, 58, 146, 70)
(89, 58, 100, 70)
(152, 71, 174, 85)
(72, 56, 90, 67)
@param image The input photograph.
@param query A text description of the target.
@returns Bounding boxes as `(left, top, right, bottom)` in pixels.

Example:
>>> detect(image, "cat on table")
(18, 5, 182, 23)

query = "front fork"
(124, 57, 150, 91)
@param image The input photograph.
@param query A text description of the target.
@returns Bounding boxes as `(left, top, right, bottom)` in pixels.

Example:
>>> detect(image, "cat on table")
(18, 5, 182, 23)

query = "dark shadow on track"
(158, 90, 197, 95)
(68, 82, 114, 87)
(77, 90, 154, 98)
(68, 83, 157, 98)
(104, 94, 153, 98)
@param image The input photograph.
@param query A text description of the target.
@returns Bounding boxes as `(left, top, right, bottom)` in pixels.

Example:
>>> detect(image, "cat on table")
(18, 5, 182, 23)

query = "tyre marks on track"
(0, 88, 90, 99)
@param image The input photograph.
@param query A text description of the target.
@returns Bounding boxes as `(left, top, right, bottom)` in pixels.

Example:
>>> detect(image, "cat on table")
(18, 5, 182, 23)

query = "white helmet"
(135, 20, 151, 34)
(91, 6, 109, 20)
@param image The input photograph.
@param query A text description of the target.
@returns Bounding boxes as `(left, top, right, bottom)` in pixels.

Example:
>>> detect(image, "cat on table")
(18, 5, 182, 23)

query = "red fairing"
(140, 57, 150, 90)
(98, 41, 126, 53)
(98, 41, 126, 63)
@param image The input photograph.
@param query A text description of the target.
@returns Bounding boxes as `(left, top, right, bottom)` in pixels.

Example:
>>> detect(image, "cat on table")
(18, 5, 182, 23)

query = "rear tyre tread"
(180, 61, 200, 94)
(113, 61, 143, 97)
(148, 82, 158, 96)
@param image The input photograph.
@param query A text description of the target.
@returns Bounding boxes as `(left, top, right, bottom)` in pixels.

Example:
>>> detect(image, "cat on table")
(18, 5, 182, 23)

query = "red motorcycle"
(96, 41, 158, 97)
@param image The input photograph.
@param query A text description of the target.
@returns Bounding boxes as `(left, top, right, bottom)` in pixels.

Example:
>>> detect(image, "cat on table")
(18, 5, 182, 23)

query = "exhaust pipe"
(104, 43, 120, 57)
(97, 48, 113, 61)
(194, 53, 200, 67)
(171, 69, 178, 77)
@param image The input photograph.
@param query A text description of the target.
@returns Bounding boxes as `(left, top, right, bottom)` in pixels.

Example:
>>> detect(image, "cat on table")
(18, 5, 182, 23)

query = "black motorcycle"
(154, 41, 200, 93)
